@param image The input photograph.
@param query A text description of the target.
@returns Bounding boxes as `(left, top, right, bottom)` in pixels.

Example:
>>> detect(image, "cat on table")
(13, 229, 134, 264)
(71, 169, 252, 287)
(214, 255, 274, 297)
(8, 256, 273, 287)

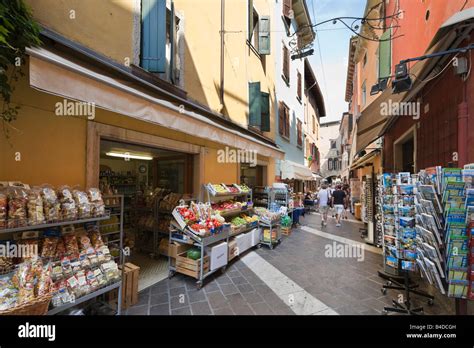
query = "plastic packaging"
(41, 186, 61, 222)
(88, 188, 105, 217)
(63, 234, 79, 256)
(57, 186, 77, 220)
(0, 190, 8, 229)
(7, 186, 28, 228)
(27, 187, 45, 225)
(73, 189, 91, 218)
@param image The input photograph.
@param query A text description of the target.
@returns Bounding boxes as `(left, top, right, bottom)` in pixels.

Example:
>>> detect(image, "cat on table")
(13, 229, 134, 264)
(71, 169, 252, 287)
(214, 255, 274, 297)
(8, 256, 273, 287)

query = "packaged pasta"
(73, 189, 91, 218)
(0, 189, 7, 229)
(87, 224, 104, 249)
(57, 186, 77, 221)
(88, 188, 105, 217)
(79, 251, 91, 269)
(55, 238, 66, 258)
(63, 233, 79, 256)
(61, 256, 73, 277)
(66, 275, 81, 298)
(0, 276, 18, 311)
(41, 186, 60, 222)
(86, 270, 99, 291)
(76, 270, 90, 296)
(76, 231, 92, 251)
(15, 261, 36, 304)
(26, 187, 45, 225)
(70, 259, 82, 273)
(51, 261, 63, 281)
(93, 268, 107, 287)
(36, 263, 52, 297)
(40, 236, 58, 259)
(6, 186, 28, 228)
(101, 261, 120, 283)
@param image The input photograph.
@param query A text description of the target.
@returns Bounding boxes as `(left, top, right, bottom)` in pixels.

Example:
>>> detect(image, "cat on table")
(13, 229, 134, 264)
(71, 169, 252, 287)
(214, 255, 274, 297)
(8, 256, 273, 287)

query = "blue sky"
(307, 0, 366, 123)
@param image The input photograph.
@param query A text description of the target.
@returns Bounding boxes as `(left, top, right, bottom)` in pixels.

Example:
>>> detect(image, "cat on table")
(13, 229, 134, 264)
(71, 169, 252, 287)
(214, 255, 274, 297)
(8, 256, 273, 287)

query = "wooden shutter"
(258, 16, 271, 55)
(284, 105, 290, 138)
(283, 46, 290, 83)
(260, 92, 270, 132)
(141, 0, 167, 73)
(249, 82, 261, 127)
(283, 0, 292, 18)
(297, 120, 302, 146)
(278, 102, 284, 135)
(297, 71, 302, 99)
(378, 28, 392, 79)
(248, 0, 253, 41)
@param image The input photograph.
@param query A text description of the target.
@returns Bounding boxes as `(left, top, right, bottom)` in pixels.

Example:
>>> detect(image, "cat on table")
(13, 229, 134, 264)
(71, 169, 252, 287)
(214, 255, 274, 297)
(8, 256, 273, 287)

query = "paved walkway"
(124, 212, 455, 315)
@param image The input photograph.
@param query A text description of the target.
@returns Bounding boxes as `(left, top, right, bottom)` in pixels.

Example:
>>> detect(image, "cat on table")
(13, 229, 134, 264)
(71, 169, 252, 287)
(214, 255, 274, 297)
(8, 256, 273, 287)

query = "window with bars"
(282, 45, 290, 84)
(279, 102, 290, 139)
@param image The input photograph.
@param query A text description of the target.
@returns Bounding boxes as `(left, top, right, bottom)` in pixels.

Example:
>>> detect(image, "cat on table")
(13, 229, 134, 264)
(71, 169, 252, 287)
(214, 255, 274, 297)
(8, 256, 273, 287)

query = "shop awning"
(350, 150, 380, 170)
(27, 45, 285, 160)
(280, 160, 314, 181)
(354, 10, 472, 154)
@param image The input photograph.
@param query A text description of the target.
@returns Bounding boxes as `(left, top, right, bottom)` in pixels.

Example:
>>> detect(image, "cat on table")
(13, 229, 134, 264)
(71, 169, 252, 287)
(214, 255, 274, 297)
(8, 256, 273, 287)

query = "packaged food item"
(0, 275, 18, 311)
(79, 251, 91, 269)
(86, 270, 99, 291)
(15, 261, 36, 304)
(66, 275, 80, 297)
(63, 233, 79, 256)
(26, 187, 45, 225)
(51, 261, 63, 281)
(40, 236, 58, 259)
(61, 256, 73, 277)
(93, 268, 107, 287)
(36, 263, 52, 297)
(100, 261, 120, 283)
(17, 239, 39, 261)
(73, 189, 91, 218)
(87, 224, 104, 249)
(70, 259, 81, 273)
(76, 231, 92, 251)
(6, 186, 28, 228)
(0, 256, 14, 274)
(40, 186, 61, 222)
(55, 238, 66, 258)
(88, 188, 105, 217)
(57, 186, 77, 220)
(0, 189, 8, 229)
(75, 270, 90, 296)
(87, 248, 99, 267)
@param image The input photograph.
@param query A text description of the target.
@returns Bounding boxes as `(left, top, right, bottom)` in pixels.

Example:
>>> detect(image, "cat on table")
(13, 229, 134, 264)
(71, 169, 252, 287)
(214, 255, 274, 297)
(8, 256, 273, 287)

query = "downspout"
(219, 0, 225, 111)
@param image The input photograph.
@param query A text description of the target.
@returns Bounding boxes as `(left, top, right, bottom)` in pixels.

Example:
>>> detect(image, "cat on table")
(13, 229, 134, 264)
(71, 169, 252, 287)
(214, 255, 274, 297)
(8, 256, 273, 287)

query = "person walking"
(342, 184, 350, 220)
(331, 184, 346, 227)
(317, 182, 331, 227)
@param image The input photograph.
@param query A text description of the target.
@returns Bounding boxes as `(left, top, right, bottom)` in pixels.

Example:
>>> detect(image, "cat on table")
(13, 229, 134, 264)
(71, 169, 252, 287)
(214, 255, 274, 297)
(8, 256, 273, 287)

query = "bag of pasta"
(57, 186, 77, 221)
(26, 187, 45, 225)
(41, 186, 60, 222)
(6, 186, 28, 228)
(0, 189, 7, 229)
(36, 263, 52, 297)
(88, 188, 105, 217)
(72, 189, 91, 218)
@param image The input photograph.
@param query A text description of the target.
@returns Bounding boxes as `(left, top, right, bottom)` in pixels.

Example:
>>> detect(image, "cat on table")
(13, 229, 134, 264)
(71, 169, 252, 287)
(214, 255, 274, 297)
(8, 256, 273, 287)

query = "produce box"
(176, 252, 210, 279)
(109, 263, 140, 309)
(228, 238, 238, 261)
(281, 226, 292, 236)
(169, 242, 192, 259)
(205, 241, 228, 271)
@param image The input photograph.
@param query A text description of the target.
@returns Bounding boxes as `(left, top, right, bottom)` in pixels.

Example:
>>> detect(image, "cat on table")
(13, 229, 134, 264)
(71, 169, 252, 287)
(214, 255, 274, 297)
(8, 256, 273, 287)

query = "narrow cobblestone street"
(126, 212, 455, 315)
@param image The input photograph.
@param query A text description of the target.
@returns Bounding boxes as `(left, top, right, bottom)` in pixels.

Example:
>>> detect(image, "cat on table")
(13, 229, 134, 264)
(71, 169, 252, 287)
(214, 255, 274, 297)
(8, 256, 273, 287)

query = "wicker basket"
(0, 295, 52, 316)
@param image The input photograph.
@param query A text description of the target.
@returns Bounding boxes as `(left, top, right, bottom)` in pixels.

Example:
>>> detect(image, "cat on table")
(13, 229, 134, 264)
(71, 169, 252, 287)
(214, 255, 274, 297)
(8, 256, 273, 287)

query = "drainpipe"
(219, 0, 225, 111)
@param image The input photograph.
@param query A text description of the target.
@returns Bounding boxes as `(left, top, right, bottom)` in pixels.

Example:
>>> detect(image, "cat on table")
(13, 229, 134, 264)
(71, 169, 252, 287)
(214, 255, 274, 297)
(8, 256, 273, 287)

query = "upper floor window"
(282, 0, 293, 27)
(297, 119, 303, 147)
(141, 0, 179, 83)
(330, 140, 336, 149)
(248, 0, 271, 55)
(279, 102, 290, 139)
(282, 45, 290, 84)
(248, 82, 270, 132)
(297, 70, 302, 100)
(361, 80, 366, 106)
(312, 115, 316, 134)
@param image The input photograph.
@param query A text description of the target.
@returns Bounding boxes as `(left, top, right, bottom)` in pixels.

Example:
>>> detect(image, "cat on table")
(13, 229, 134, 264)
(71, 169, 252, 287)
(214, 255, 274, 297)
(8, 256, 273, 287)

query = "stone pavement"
(124, 212, 456, 315)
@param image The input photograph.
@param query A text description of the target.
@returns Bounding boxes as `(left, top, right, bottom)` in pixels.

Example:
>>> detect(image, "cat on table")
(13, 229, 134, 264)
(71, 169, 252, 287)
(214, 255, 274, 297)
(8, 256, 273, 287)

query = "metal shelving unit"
(0, 203, 124, 315)
(258, 219, 282, 250)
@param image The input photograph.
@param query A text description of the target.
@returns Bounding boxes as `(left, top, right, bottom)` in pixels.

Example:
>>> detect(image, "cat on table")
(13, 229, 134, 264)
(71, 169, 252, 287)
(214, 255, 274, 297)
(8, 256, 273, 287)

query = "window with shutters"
(297, 119, 303, 147)
(282, 45, 290, 84)
(312, 115, 316, 134)
(248, 82, 270, 132)
(328, 159, 333, 171)
(247, 1, 271, 55)
(279, 102, 290, 140)
(297, 71, 302, 101)
(361, 80, 366, 106)
(141, 0, 179, 83)
(378, 28, 392, 80)
(282, 0, 293, 26)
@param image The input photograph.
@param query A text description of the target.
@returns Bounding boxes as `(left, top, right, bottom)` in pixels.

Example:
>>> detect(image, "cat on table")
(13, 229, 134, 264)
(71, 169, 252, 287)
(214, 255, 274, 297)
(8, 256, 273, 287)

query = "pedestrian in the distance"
(331, 184, 346, 227)
(342, 184, 350, 220)
(317, 182, 331, 227)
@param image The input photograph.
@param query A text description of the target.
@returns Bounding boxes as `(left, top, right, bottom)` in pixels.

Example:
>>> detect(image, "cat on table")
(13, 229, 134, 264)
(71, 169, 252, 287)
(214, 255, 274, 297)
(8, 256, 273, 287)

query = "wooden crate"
(176, 252, 209, 279)
(108, 263, 140, 309)
(281, 226, 292, 236)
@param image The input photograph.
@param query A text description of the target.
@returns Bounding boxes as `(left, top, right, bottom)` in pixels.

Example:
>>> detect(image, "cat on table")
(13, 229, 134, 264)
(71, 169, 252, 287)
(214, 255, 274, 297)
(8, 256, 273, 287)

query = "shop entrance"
(240, 164, 267, 188)
(394, 126, 416, 173)
(99, 139, 194, 291)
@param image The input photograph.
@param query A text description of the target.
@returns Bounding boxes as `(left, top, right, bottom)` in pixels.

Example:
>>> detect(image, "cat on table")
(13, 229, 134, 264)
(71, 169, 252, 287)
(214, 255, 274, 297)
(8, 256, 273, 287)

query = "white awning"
(281, 160, 314, 181)
(27, 46, 285, 159)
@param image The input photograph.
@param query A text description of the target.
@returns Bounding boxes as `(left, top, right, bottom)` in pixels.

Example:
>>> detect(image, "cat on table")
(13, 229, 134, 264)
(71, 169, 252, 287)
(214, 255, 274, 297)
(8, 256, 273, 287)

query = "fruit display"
(208, 183, 229, 195)
(230, 216, 247, 227)
(176, 206, 197, 225)
(235, 183, 251, 193)
(225, 185, 240, 194)
(240, 214, 259, 223)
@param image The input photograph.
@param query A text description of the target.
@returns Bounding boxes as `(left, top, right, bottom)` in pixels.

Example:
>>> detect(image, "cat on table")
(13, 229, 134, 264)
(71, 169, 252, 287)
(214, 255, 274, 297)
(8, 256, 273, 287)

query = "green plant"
(0, 0, 41, 135)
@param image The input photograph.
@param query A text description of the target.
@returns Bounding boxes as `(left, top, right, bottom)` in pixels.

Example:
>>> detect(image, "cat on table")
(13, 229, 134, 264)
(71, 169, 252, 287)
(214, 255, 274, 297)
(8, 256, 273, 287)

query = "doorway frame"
(393, 125, 417, 173)
(86, 122, 204, 197)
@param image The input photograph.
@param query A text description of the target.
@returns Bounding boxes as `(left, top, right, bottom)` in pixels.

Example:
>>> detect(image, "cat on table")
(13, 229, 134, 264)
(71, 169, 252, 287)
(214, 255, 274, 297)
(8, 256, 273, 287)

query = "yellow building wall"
(174, 0, 276, 140)
(24, 0, 134, 64)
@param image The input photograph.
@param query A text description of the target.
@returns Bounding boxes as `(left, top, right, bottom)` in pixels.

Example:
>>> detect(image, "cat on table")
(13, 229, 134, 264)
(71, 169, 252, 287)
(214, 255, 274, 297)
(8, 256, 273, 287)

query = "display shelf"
(0, 214, 111, 235)
(47, 281, 121, 315)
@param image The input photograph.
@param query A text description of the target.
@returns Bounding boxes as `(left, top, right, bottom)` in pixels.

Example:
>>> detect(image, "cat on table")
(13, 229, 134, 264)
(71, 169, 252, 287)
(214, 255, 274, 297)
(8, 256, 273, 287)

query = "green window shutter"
(169, 1, 176, 83)
(260, 92, 270, 132)
(378, 28, 392, 79)
(141, 0, 167, 73)
(249, 82, 261, 127)
(258, 16, 271, 55)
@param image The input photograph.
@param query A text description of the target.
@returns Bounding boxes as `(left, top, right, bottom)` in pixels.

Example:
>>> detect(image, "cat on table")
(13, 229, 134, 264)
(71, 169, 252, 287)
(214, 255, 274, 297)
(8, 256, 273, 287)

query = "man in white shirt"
(317, 182, 331, 227)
